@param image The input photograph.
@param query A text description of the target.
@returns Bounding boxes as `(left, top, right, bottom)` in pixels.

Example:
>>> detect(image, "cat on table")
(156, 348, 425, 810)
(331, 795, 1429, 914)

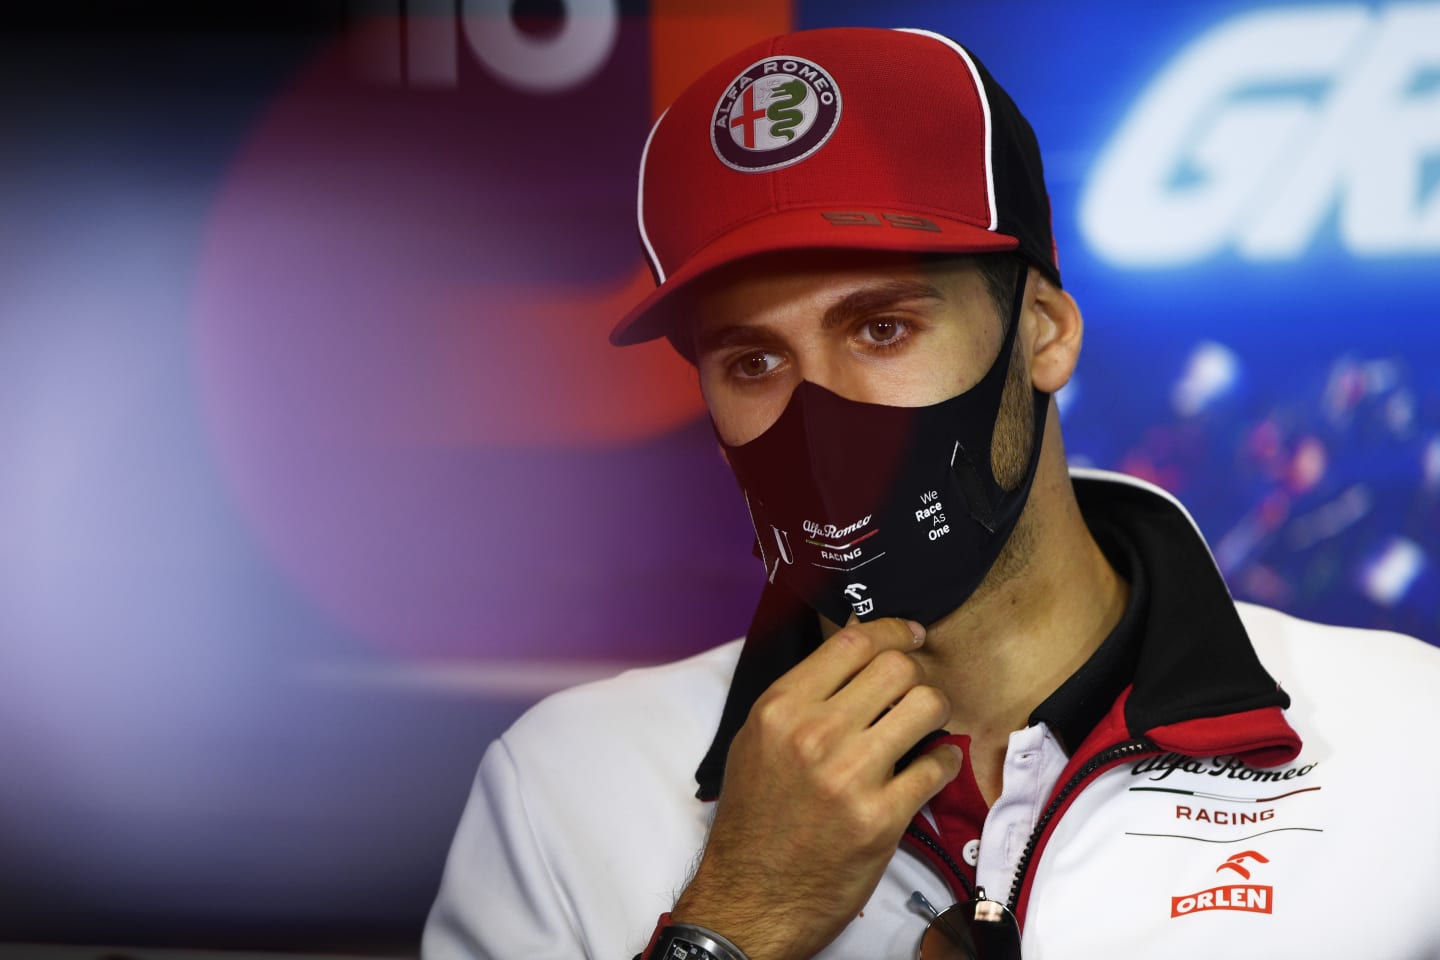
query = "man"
(424, 26, 1440, 960)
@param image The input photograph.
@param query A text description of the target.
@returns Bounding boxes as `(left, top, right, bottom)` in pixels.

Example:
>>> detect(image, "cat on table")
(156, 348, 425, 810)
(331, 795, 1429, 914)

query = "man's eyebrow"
(819, 279, 946, 331)
(694, 279, 946, 356)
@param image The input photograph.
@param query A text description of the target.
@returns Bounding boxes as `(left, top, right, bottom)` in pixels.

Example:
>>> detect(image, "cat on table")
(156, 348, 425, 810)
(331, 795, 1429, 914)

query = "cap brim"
(610, 207, 1021, 347)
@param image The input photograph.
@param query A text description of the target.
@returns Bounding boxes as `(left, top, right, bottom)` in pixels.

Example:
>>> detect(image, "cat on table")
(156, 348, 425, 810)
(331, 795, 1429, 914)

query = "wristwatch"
(650, 923, 750, 960)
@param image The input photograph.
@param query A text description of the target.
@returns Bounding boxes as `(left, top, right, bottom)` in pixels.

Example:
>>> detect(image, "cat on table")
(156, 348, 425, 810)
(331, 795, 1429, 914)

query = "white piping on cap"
(893, 27, 998, 232)
(636, 107, 669, 283)
(1069, 466, 1233, 596)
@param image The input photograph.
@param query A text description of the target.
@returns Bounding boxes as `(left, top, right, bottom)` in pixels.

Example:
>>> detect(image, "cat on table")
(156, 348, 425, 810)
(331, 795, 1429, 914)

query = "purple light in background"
(0, 161, 298, 896)
(190, 25, 738, 661)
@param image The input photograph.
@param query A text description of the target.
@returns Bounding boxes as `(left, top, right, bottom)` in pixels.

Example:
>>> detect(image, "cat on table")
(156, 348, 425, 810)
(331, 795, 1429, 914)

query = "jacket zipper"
(903, 822, 976, 901)
(902, 738, 1156, 915)
(1004, 737, 1154, 912)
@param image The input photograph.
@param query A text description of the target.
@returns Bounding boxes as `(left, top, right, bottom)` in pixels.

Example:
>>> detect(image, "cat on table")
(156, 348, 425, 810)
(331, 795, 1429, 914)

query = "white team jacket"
(423, 472, 1440, 959)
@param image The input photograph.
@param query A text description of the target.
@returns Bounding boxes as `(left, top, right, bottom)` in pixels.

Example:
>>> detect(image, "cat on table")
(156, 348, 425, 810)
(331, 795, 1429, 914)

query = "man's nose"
(792, 352, 876, 406)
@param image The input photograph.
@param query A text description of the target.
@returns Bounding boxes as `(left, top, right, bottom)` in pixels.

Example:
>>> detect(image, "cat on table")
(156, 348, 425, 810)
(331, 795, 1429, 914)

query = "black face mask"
(717, 266, 1048, 627)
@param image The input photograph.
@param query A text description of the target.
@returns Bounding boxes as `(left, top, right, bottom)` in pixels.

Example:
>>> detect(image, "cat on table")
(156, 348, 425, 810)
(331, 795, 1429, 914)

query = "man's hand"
(671, 617, 962, 960)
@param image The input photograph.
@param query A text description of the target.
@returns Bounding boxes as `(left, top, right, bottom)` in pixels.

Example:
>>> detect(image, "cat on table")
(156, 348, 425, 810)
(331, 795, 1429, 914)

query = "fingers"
(886, 740, 965, 814)
(829, 647, 925, 725)
(777, 617, 925, 701)
(865, 682, 953, 762)
(738, 614, 950, 833)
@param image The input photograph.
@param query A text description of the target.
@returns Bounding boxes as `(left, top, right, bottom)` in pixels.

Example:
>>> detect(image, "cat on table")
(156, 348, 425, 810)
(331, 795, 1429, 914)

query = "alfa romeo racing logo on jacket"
(712, 56, 841, 172)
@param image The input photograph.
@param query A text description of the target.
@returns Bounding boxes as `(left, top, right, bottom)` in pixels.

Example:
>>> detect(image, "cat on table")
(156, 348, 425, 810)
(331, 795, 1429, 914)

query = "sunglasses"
(911, 889, 1022, 960)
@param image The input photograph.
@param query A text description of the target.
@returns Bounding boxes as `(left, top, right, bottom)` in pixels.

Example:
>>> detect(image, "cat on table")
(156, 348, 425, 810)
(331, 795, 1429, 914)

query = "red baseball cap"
(610, 26, 1060, 348)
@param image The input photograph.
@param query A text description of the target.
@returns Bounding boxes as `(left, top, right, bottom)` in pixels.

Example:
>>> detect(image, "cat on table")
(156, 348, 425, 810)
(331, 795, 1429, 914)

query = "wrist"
(671, 887, 791, 960)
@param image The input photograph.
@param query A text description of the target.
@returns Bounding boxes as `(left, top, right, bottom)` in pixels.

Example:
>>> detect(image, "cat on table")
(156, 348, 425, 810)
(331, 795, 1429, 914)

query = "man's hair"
(972, 253, 1027, 331)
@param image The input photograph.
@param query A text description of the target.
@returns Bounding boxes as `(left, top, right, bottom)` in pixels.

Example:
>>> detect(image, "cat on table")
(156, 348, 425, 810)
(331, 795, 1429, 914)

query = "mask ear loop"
(950, 261, 1034, 530)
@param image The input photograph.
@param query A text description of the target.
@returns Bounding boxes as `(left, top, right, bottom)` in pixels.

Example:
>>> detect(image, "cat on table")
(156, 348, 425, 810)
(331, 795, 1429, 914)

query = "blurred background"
(1, 0, 1436, 956)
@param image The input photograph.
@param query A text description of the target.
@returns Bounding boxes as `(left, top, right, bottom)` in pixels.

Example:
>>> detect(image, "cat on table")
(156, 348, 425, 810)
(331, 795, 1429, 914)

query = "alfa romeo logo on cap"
(711, 56, 842, 173)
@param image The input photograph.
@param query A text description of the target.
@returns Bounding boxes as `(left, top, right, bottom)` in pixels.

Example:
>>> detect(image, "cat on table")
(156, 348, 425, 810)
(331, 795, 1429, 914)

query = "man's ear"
(1025, 269, 1083, 394)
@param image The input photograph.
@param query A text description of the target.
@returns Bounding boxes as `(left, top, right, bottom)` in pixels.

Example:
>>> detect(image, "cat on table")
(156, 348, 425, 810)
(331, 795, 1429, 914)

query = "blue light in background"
(800, 0, 1439, 639)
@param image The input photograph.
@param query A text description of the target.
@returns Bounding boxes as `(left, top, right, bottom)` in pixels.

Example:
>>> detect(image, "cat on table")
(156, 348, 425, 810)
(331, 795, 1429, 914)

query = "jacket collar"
(693, 469, 1292, 801)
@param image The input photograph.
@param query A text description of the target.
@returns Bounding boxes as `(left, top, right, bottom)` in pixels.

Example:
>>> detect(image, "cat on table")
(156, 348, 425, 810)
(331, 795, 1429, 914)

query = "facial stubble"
(974, 321, 1040, 598)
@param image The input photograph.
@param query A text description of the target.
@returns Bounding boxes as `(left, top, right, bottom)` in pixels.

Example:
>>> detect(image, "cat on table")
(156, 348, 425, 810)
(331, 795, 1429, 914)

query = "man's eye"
(858, 318, 907, 346)
(731, 351, 782, 379)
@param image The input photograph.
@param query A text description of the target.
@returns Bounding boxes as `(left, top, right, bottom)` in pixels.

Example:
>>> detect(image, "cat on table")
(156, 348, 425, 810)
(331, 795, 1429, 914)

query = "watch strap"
(636, 911, 675, 960)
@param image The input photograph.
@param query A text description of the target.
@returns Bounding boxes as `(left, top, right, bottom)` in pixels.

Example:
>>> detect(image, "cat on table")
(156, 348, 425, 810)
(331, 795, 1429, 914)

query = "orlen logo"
(1171, 851, 1273, 918)
(1081, 4, 1440, 266)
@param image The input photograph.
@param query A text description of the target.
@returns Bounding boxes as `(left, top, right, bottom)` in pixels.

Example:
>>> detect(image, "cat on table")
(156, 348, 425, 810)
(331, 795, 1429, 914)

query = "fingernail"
(906, 620, 925, 645)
